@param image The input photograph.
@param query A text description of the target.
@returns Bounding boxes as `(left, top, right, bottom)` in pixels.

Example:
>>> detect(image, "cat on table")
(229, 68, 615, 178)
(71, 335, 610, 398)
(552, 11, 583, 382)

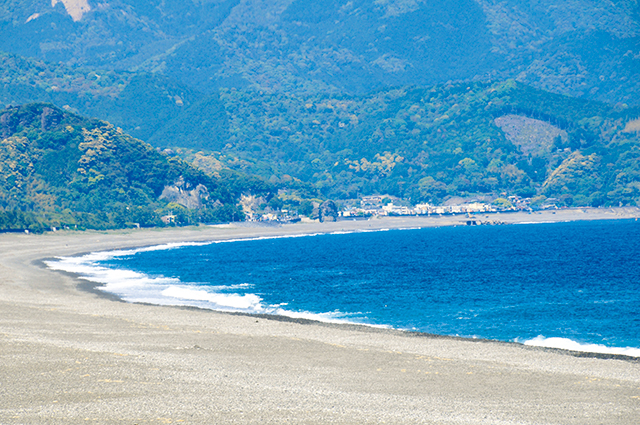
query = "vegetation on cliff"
(0, 103, 267, 231)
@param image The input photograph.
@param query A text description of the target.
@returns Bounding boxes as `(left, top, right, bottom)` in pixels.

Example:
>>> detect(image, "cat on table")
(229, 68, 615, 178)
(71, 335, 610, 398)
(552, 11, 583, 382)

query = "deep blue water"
(49, 219, 640, 355)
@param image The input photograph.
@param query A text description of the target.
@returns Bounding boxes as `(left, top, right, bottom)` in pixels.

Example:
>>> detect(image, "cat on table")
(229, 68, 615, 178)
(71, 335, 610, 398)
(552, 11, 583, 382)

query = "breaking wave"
(44, 239, 360, 324)
(520, 336, 640, 357)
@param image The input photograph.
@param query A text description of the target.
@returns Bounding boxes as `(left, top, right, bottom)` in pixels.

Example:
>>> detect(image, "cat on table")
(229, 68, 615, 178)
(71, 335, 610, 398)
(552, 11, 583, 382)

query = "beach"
(1, 208, 640, 424)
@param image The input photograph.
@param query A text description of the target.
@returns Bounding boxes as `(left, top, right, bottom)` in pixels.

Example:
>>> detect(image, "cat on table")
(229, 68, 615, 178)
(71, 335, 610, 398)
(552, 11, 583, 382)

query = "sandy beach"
(1, 208, 640, 424)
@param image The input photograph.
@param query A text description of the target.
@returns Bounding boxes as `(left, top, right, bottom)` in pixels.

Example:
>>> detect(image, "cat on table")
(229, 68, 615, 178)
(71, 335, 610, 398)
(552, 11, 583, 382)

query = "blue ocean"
(48, 219, 640, 356)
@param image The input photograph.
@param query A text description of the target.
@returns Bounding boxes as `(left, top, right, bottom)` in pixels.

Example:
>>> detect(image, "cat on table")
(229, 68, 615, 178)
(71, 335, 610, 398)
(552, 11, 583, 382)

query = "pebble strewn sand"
(1, 208, 639, 424)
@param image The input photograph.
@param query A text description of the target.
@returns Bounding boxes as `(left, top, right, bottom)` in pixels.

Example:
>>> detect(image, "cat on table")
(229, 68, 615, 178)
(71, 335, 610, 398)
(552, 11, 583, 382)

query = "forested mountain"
(1, 0, 638, 105)
(180, 80, 640, 207)
(0, 52, 230, 147)
(0, 103, 271, 231)
(0, 1, 639, 222)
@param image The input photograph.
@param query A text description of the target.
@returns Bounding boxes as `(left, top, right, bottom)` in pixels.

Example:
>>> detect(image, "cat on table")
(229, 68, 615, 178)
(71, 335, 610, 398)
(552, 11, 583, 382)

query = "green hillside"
(165, 80, 639, 207)
(3, 75, 639, 211)
(0, 103, 268, 232)
(0, 0, 638, 105)
(0, 52, 229, 146)
(1, 2, 639, 214)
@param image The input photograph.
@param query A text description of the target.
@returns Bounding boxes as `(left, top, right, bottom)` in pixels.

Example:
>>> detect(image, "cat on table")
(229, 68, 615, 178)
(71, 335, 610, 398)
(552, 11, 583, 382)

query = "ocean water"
(47, 219, 640, 357)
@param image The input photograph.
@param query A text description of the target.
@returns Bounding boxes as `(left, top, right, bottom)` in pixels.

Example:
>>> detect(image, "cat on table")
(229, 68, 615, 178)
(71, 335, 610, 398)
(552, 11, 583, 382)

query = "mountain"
(2, 62, 639, 209)
(171, 80, 639, 207)
(1, 0, 639, 105)
(0, 52, 230, 147)
(0, 103, 269, 231)
(1, 2, 639, 214)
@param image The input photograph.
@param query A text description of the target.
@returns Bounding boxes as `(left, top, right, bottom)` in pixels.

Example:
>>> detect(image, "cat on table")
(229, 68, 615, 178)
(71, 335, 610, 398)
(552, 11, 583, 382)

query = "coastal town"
(250, 194, 562, 223)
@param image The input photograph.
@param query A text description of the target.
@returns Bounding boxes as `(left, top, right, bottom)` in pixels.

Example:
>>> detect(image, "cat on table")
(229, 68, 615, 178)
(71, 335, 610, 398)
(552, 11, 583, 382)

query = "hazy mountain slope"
(175, 0, 498, 93)
(0, 103, 249, 230)
(0, 0, 240, 68)
(0, 52, 230, 145)
(183, 80, 640, 206)
(1, 0, 638, 104)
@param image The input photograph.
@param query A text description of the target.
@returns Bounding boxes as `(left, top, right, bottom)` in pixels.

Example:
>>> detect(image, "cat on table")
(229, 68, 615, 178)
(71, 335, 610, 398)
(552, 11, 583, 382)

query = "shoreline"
(47, 225, 640, 362)
(2, 208, 640, 423)
(47, 207, 640, 357)
(60, 256, 640, 363)
(67, 277, 640, 363)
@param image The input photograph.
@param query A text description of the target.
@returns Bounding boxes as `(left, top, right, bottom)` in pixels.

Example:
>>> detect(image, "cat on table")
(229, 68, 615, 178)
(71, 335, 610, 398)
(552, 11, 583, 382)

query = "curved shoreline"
(49, 262, 640, 363)
(49, 237, 640, 363)
(2, 209, 640, 424)
(46, 209, 640, 360)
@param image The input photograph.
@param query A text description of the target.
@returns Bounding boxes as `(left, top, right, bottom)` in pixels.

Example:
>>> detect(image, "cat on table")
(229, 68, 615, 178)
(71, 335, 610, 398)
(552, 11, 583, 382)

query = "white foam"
(213, 232, 323, 245)
(520, 336, 640, 357)
(162, 286, 263, 311)
(42, 227, 424, 327)
(45, 245, 365, 324)
(268, 308, 357, 324)
(48, 226, 407, 271)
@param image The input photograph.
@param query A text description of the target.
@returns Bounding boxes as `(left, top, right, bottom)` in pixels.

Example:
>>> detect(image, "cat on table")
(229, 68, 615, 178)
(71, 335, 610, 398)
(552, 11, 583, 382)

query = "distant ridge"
(0, 0, 638, 105)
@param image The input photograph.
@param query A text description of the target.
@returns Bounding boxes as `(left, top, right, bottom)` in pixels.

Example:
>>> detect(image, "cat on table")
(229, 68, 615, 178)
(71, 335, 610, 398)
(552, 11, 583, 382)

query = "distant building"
(361, 195, 384, 204)
(261, 213, 278, 221)
(161, 214, 176, 225)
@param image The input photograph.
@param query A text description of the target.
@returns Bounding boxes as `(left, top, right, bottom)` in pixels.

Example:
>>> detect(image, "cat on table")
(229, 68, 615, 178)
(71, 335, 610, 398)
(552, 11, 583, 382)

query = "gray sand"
(1, 209, 640, 424)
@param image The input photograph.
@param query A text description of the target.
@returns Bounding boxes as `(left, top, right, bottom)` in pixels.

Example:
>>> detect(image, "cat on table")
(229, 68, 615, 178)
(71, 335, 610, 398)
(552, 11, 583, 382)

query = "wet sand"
(1, 208, 640, 424)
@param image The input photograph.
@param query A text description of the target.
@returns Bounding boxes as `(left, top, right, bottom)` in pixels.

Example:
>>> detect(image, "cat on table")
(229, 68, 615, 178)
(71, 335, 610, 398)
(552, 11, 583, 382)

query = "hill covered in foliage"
(166, 80, 640, 208)
(1, 2, 639, 215)
(3, 77, 639, 212)
(0, 0, 638, 106)
(0, 103, 270, 231)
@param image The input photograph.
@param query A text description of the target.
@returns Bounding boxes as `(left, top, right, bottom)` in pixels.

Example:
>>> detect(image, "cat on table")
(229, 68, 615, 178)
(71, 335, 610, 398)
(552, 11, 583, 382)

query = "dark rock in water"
(319, 200, 338, 222)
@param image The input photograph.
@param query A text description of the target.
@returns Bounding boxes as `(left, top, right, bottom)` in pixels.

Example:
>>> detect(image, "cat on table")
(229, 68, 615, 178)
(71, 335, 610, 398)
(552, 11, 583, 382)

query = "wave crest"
(521, 336, 640, 357)
(45, 246, 358, 323)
